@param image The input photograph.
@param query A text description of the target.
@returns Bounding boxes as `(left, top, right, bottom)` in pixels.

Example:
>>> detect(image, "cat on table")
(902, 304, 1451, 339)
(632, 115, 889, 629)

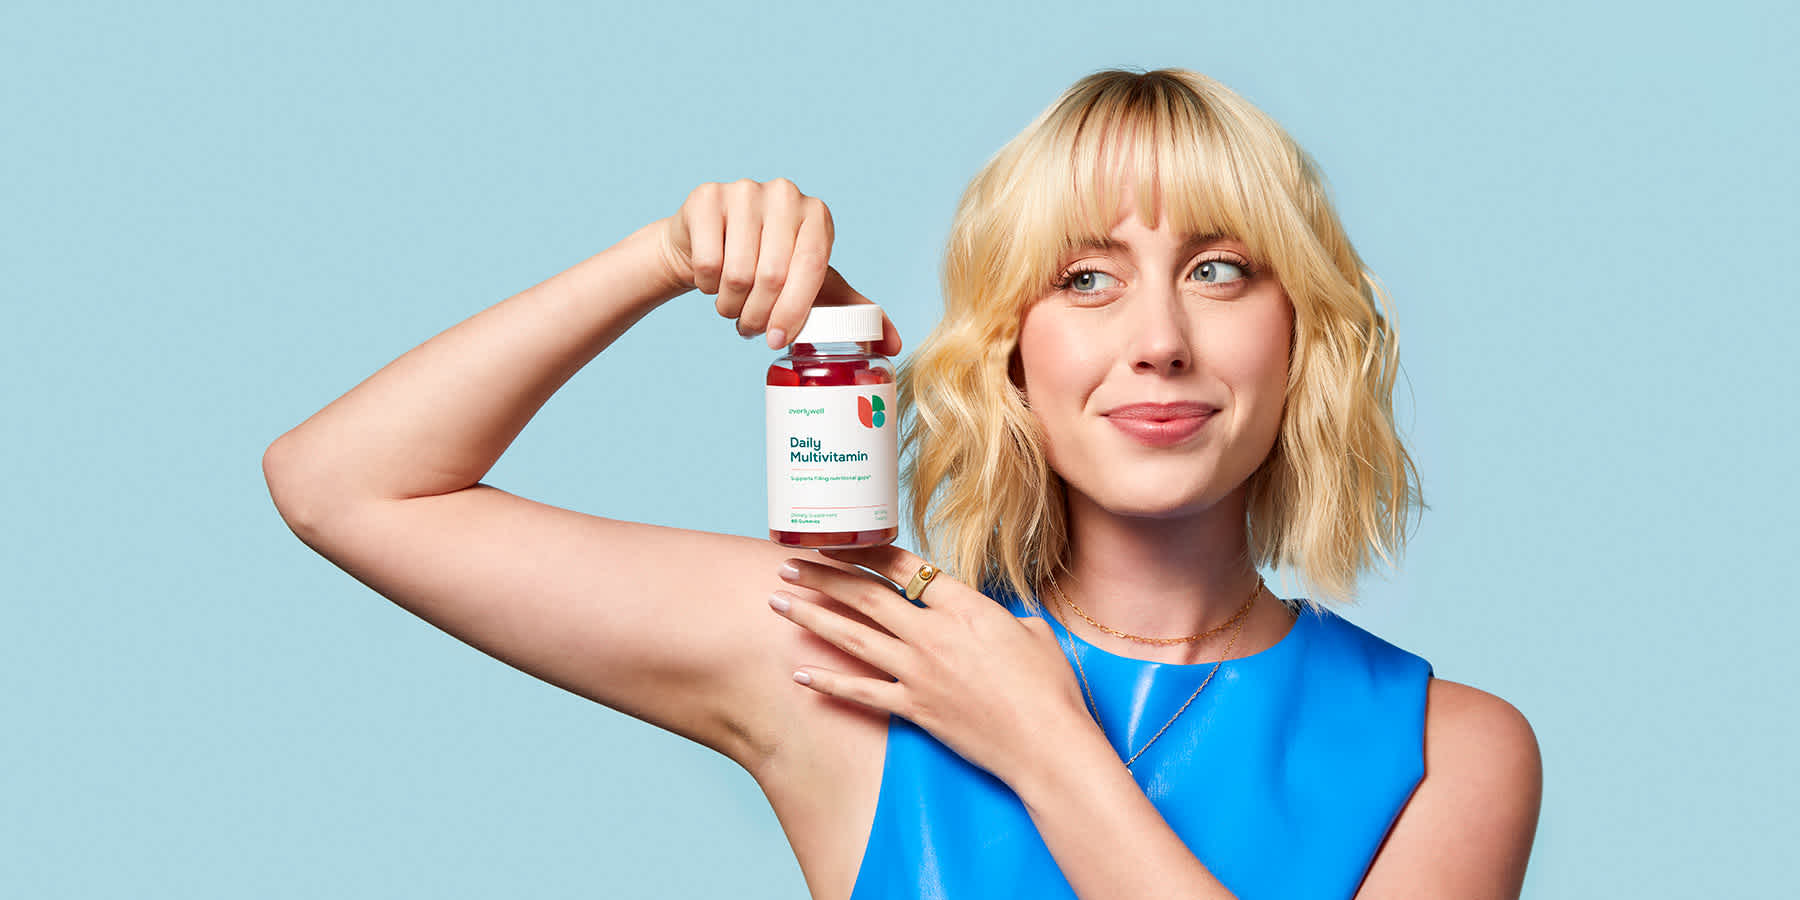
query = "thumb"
(813, 266, 903, 357)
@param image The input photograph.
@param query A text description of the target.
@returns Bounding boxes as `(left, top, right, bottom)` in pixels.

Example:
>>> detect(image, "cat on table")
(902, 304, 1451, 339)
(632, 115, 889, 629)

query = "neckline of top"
(1032, 594, 1316, 670)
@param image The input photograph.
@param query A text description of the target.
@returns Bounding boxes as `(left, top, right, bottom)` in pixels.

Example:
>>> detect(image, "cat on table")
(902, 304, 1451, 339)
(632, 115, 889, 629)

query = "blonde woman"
(264, 68, 1541, 899)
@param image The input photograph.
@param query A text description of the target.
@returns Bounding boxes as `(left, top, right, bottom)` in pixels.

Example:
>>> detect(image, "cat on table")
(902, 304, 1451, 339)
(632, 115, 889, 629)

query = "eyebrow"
(1070, 231, 1239, 253)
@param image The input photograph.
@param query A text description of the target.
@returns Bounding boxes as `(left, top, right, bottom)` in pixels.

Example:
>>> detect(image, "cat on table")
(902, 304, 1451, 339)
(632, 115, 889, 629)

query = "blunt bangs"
(1014, 77, 1277, 302)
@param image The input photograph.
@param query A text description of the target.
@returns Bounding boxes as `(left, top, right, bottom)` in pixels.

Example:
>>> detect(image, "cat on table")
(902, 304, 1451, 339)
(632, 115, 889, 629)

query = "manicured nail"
(792, 671, 812, 685)
(767, 327, 787, 349)
(779, 561, 800, 581)
(768, 591, 792, 612)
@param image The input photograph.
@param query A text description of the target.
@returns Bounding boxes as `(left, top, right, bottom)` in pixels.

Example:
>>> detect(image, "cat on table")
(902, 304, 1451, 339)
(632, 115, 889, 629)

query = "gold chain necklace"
(1059, 578, 1253, 645)
(1045, 574, 1261, 769)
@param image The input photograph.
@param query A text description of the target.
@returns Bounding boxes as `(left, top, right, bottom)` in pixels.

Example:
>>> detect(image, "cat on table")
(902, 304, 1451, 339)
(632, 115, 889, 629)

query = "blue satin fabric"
(847, 583, 1434, 900)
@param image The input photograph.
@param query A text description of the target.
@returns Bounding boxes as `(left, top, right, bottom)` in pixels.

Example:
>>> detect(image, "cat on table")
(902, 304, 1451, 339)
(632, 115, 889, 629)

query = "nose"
(1126, 288, 1193, 375)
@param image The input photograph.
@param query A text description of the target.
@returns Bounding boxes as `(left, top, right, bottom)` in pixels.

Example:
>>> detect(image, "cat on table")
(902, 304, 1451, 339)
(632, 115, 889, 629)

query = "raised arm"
(261, 180, 898, 772)
(264, 214, 685, 521)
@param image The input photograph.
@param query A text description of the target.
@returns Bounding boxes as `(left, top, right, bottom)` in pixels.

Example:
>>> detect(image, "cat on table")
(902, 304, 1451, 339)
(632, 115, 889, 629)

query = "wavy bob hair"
(896, 67, 1425, 616)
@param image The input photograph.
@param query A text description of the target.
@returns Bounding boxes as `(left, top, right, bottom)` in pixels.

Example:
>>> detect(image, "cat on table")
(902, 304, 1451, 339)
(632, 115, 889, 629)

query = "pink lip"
(1103, 402, 1220, 419)
(1106, 411, 1217, 447)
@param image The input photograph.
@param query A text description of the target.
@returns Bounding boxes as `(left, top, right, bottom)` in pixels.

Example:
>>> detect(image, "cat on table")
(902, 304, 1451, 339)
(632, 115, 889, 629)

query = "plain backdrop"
(3, 1, 1795, 897)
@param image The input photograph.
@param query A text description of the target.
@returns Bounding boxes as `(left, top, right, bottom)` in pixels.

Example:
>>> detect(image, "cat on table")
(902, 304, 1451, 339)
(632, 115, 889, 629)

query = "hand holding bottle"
(656, 178, 902, 355)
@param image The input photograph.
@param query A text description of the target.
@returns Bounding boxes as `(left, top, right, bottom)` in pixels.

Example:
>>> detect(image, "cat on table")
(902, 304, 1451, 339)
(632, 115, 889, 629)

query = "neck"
(1054, 484, 1270, 662)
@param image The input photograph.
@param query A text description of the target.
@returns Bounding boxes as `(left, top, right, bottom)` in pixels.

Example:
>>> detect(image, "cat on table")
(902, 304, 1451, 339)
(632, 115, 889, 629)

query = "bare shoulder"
(1426, 678, 1540, 755)
(1355, 677, 1544, 899)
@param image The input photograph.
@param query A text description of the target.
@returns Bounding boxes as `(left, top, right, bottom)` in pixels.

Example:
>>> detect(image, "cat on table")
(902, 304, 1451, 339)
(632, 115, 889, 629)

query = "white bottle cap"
(791, 304, 885, 345)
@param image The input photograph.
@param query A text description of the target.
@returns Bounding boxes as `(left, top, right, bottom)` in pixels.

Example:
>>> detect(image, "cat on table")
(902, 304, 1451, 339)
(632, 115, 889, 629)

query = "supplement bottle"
(765, 305, 898, 549)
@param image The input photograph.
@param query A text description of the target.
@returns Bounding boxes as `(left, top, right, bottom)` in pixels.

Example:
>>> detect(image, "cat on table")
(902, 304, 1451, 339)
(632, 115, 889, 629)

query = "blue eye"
(1052, 255, 1256, 295)
(1056, 268, 1118, 293)
(1193, 258, 1253, 284)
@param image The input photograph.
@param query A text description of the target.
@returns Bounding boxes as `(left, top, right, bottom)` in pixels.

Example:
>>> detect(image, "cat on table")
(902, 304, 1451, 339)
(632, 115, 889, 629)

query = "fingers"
(676, 178, 898, 355)
(779, 557, 925, 644)
(877, 310, 902, 357)
(716, 180, 763, 327)
(769, 588, 912, 685)
(684, 184, 726, 295)
(818, 544, 926, 596)
(785, 663, 907, 716)
(739, 180, 806, 340)
(765, 203, 833, 349)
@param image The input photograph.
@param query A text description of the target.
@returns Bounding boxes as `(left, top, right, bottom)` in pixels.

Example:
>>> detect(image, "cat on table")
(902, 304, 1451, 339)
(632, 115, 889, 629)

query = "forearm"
(264, 217, 688, 526)
(1011, 727, 1238, 900)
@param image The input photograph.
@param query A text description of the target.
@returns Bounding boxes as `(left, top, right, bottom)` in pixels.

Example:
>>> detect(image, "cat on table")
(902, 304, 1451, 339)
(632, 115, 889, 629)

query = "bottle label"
(766, 383, 899, 532)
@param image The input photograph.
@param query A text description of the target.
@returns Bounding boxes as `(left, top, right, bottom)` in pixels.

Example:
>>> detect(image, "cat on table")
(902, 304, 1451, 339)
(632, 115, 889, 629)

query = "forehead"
(1069, 230, 1242, 254)
(1059, 158, 1253, 258)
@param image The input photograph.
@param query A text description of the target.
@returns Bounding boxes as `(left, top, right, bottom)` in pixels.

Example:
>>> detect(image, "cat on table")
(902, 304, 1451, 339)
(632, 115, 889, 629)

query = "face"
(1012, 194, 1295, 519)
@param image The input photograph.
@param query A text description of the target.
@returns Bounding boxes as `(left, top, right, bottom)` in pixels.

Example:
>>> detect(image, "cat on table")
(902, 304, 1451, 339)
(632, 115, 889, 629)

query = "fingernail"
(768, 591, 792, 612)
(792, 671, 812, 685)
(779, 562, 800, 581)
(767, 327, 786, 349)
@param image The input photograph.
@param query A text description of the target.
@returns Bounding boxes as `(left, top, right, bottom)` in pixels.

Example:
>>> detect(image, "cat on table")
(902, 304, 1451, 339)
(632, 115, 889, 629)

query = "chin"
(1087, 482, 1224, 520)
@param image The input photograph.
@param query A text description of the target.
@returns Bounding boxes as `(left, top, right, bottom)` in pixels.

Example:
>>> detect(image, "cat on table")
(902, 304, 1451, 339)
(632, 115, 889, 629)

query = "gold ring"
(903, 563, 939, 602)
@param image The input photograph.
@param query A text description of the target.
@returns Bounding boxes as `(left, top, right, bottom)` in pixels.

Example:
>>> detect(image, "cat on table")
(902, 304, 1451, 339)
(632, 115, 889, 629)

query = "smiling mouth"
(1105, 411, 1217, 447)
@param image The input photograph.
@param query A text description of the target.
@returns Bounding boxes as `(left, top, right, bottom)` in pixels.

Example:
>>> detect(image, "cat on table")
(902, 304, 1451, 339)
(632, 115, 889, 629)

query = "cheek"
(1016, 318, 1105, 472)
(1222, 300, 1293, 390)
(1244, 327, 1291, 388)
(1017, 316, 1104, 402)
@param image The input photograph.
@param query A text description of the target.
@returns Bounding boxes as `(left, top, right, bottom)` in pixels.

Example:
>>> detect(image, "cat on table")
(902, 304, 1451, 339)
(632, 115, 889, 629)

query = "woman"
(264, 68, 1541, 899)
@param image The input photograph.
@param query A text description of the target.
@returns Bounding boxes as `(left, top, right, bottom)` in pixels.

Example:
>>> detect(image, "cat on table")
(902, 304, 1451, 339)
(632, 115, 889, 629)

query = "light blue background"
(4, 1, 1794, 897)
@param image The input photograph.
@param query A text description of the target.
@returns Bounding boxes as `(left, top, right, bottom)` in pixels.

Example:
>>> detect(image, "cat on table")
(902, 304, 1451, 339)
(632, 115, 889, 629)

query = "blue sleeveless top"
(848, 584, 1434, 900)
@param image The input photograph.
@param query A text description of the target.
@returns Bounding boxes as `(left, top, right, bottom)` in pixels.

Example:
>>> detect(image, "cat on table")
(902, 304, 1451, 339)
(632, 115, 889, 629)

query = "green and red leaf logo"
(857, 394, 886, 428)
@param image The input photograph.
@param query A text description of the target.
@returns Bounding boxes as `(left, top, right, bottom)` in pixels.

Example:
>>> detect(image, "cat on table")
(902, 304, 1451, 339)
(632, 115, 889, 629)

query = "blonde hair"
(896, 66, 1426, 615)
